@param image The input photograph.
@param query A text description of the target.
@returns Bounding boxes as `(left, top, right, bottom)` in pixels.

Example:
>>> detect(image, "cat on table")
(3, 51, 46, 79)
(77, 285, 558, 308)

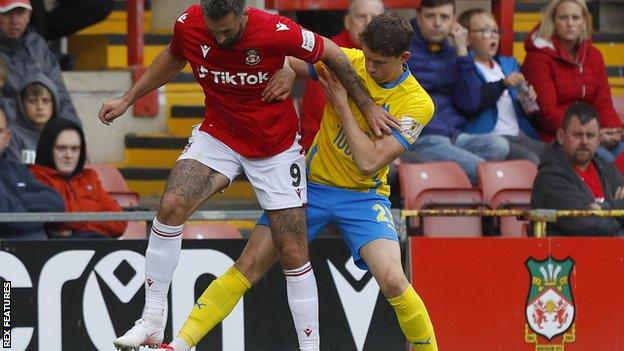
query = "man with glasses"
(399, 0, 510, 185)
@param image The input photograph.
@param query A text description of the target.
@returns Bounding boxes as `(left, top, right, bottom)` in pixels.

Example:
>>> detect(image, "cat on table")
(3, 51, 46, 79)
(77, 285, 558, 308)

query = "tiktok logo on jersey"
(197, 65, 269, 86)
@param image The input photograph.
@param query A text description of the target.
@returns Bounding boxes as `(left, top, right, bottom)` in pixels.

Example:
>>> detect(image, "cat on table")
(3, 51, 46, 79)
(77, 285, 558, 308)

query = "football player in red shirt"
(99, 0, 398, 350)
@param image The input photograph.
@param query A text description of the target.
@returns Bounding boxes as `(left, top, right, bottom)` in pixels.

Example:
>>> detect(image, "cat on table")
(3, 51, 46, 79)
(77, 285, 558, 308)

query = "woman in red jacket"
(29, 118, 127, 238)
(521, 0, 623, 160)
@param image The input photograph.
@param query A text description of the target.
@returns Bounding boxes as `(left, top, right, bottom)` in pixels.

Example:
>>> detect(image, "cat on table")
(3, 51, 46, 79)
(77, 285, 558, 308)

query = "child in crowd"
(459, 8, 545, 165)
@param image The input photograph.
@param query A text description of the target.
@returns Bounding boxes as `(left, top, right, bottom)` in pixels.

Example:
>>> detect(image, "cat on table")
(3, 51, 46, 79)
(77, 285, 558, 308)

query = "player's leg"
(244, 138, 319, 351)
(334, 189, 436, 349)
(114, 129, 235, 350)
(169, 224, 279, 350)
(360, 240, 437, 350)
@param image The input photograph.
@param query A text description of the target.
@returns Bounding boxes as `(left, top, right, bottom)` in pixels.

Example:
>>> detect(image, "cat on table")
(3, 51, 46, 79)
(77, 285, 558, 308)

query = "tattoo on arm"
(323, 53, 372, 111)
(165, 159, 222, 201)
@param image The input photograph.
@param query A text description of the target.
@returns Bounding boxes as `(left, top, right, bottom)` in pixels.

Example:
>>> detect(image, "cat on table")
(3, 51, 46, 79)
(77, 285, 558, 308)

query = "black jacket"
(0, 153, 64, 239)
(531, 142, 624, 236)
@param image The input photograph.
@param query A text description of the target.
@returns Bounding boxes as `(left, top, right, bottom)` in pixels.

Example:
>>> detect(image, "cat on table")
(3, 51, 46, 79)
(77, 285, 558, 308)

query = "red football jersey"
(169, 5, 325, 158)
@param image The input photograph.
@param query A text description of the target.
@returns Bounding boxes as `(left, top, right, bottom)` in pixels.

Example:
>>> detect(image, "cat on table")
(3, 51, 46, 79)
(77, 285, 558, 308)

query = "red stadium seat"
(86, 163, 144, 238)
(477, 161, 538, 237)
(399, 162, 483, 237)
(183, 222, 243, 239)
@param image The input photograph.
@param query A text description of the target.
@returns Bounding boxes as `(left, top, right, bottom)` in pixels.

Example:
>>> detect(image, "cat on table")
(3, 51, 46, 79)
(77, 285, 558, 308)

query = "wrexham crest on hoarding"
(525, 256, 576, 350)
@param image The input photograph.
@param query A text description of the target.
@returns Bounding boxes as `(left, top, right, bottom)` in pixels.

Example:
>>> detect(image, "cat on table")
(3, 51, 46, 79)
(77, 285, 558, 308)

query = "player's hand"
(615, 186, 624, 200)
(361, 103, 401, 137)
(262, 66, 296, 102)
(317, 66, 348, 108)
(98, 96, 131, 125)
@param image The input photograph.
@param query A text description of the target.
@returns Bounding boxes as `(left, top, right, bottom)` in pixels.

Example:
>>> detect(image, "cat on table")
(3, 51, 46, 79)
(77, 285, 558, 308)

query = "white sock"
(169, 338, 190, 351)
(284, 262, 320, 351)
(143, 218, 183, 320)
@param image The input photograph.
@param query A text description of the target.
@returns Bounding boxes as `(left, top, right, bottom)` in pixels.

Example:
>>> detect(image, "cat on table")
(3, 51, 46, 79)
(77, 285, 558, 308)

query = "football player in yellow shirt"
(158, 12, 437, 351)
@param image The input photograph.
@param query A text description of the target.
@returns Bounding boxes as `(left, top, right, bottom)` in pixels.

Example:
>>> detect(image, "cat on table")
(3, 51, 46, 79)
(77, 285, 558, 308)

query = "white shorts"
(178, 126, 307, 210)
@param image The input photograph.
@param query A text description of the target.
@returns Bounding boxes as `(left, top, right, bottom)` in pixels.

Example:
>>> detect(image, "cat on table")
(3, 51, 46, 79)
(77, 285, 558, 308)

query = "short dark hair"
(458, 8, 495, 30)
(200, 0, 245, 20)
(418, 0, 455, 12)
(359, 12, 412, 57)
(562, 102, 600, 130)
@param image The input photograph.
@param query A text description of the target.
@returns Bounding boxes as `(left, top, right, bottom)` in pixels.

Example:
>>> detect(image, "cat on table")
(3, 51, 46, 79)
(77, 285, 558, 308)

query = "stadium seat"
(477, 161, 538, 237)
(183, 222, 243, 239)
(398, 162, 483, 237)
(86, 163, 145, 239)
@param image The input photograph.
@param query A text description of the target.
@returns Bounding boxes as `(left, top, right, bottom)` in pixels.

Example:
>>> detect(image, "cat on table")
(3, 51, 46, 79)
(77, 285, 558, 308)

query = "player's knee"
(158, 193, 190, 224)
(275, 242, 308, 267)
(380, 272, 409, 298)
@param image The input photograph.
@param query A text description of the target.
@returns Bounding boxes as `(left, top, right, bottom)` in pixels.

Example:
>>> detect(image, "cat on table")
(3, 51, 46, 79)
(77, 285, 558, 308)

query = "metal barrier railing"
(2, 209, 622, 239)
(401, 209, 624, 238)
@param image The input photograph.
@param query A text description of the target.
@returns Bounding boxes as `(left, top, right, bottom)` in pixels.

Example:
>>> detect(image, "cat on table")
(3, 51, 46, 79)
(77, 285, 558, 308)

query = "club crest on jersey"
(245, 49, 260, 66)
(276, 22, 289, 31)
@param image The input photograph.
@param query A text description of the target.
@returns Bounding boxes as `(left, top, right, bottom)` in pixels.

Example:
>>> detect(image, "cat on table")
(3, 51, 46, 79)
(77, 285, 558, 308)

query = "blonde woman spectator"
(522, 0, 623, 162)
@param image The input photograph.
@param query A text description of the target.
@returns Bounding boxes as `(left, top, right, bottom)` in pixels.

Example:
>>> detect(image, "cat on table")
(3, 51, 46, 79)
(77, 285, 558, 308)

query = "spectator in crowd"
(300, 0, 384, 151)
(7, 73, 79, 163)
(532, 102, 624, 236)
(404, 0, 509, 184)
(0, 55, 15, 127)
(29, 118, 127, 239)
(459, 8, 544, 165)
(0, 106, 64, 239)
(0, 0, 79, 121)
(522, 0, 623, 161)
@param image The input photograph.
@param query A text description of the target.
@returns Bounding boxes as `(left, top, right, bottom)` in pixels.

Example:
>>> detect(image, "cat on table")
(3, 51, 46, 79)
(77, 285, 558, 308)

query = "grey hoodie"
(0, 27, 78, 125)
(6, 73, 81, 163)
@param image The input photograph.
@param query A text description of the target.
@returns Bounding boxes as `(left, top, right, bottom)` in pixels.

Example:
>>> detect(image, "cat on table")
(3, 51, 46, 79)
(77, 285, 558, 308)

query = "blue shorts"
(257, 182, 398, 270)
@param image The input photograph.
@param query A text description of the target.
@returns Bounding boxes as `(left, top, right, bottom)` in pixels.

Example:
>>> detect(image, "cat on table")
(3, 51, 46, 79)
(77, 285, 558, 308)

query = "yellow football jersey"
(306, 48, 434, 197)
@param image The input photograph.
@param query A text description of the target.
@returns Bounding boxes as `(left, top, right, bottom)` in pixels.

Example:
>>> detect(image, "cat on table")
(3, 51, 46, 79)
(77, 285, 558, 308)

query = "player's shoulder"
(248, 7, 288, 29)
(173, 4, 204, 31)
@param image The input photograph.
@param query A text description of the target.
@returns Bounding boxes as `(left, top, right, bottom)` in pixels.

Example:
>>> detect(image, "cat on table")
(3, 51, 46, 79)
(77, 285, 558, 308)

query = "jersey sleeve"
(308, 47, 361, 81)
(391, 86, 435, 149)
(168, 13, 187, 60)
(274, 16, 325, 64)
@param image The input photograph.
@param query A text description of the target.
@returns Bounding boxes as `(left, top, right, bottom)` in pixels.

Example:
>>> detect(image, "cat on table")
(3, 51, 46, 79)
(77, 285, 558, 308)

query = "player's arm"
(320, 39, 400, 137)
(318, 68, 405, 175)
(98, 46, 187, 125)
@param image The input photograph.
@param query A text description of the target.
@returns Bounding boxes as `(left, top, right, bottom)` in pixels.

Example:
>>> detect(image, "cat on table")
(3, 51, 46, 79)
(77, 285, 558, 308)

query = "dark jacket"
(462, 55, 540, 140)
(531, 142, 624, 236)
(6, 73, 79, 162)
(406, 20, 481, 138)
(0, 28, 78, 124)
(0, 152, 65, 239)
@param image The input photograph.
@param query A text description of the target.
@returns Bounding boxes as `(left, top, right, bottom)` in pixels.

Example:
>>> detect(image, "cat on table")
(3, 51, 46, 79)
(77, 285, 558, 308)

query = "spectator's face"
(467, 14, 500, 60)
(203, 10, 247, 47)
(0, 110, 11, 155)
(23, 90, 53, 130)
(554, 1, 585, 44)
(416, 4, 455, 43)
(344, 0, 384, 48)
(53, 129, 81, 177)
(558, 116, 600, 167)
(0, 8, 31, 40)
(363, 45, 410, 85)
